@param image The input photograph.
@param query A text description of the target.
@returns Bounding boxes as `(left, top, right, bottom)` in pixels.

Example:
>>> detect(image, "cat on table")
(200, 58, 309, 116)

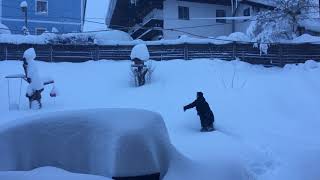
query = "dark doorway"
(113, 173, 160, 180)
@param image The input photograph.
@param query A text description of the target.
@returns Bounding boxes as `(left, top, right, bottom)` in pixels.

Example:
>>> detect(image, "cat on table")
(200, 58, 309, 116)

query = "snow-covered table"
(0, 109, 173, 179)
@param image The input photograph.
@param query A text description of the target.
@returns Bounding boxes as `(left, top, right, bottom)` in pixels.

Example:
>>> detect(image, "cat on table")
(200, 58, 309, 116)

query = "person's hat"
(197, 92, 203, 97)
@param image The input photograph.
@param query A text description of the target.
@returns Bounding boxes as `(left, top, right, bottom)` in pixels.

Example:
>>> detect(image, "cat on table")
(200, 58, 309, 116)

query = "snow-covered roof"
(299, 18, 320, 33)
(239, 0, 276, 8)
(0, 23, 11, 34)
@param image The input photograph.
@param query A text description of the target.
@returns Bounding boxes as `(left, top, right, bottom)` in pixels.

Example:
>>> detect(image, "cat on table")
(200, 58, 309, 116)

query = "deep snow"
(0, 59, 320, 180)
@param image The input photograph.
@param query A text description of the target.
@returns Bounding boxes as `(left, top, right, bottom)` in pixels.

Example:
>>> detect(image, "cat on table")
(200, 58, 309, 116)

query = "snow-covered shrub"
(247, 0, 317, 43)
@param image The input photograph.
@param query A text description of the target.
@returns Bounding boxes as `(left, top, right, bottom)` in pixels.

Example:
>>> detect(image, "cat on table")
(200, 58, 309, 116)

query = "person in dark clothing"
(184, 92, 215, 132)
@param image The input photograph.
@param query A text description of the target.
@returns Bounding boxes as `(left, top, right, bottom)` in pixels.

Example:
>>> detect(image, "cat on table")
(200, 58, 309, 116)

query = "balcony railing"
(129, 9, 163, 34)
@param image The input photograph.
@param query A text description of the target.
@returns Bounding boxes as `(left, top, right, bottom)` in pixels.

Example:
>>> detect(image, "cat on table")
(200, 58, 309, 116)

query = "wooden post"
(50, 45, 53, 63)
(5, 45, 8, 61)
(232, 42, 237, 60)
(184, 43, 189, 60)
(96, 45, 100, 61)
(279, 44, 283, 67)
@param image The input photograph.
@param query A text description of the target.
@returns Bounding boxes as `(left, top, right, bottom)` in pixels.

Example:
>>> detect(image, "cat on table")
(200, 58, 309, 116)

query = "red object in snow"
(50, 92, 57, 97)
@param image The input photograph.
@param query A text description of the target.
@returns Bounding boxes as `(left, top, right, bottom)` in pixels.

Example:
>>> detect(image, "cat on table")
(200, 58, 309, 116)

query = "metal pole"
(25, 10, 28, 31)
(7, 79, 10, 111)
(18, 78, 22, 110)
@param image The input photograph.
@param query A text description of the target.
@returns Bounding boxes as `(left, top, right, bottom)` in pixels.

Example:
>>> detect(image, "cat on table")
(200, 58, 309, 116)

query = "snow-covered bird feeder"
(130, 44, 150, 86)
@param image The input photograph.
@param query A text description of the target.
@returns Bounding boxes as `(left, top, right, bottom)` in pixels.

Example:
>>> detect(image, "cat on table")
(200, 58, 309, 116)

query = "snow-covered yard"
(0, 59, 320, 180)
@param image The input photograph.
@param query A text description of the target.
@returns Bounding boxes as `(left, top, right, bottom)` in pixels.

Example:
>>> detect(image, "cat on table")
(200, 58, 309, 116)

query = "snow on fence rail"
(0, 43, 319, 66)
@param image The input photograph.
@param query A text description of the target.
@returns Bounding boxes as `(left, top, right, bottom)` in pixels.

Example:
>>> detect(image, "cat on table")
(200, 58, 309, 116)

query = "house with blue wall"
(0, 0, 87, 35)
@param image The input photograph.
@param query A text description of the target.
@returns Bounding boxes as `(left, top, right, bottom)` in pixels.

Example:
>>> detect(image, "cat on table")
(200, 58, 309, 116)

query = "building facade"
(0, 0, 87, 35)
(106, 0, 320, 41)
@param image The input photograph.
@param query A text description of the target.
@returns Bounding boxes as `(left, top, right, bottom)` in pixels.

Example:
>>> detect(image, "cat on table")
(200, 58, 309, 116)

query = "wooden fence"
(0, 43, 319, 67)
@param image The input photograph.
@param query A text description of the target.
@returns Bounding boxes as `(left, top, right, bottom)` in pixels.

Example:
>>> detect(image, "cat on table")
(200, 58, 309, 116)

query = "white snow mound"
(304, 60, 319, 70)
(0, 109, 172, 178)
(0, 167, 112, 180)
(20, 1, 28, 8)
(130, 44, 150, 61)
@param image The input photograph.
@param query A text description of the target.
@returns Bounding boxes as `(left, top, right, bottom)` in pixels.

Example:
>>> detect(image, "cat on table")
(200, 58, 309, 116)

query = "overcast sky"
(84, 0, 110, 31)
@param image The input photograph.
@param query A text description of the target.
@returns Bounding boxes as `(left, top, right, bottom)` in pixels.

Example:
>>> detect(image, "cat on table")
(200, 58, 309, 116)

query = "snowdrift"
(0, 108, 173, 178)
(0, 167, 112, 180)
(0, 108, 249, 180)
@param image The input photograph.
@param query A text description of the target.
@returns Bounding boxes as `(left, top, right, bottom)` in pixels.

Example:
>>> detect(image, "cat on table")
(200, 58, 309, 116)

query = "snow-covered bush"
(247, 0, 317, 43)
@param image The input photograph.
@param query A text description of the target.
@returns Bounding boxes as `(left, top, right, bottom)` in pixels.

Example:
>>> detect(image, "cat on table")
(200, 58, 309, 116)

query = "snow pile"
(0, 109, 172, 178)
(283, 60, 319, 71)
(0, 24, 11, 34)
(226, 32, 251, 42)
(51, 27, 59, 34)
(0, 167, 112, 180)
(303, 60, 319, 70)
(130, 44, 150, 61)
(299, 18, 320, 33)
(94, 30, 133, 44)
(291, 34, 320, 44)
(20, 1, 28, 8)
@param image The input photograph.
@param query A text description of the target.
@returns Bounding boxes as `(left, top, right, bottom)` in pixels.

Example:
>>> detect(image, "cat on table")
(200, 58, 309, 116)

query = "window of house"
(178, 6, 189, 20)
(244, 8, 251, 16)
(36, 28, 47, 35)
(36, 0, 48, 14)
(216, 10, 226, 23)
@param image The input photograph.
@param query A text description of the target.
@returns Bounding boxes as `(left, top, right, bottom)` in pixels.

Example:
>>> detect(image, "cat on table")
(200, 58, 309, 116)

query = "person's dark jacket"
(184, 96, 213, 117)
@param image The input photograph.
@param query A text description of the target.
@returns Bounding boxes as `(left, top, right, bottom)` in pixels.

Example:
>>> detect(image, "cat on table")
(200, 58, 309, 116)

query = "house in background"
(0, 0, 87, 35)
(106, 0, 237, 41)
(106, 0, 320, 41)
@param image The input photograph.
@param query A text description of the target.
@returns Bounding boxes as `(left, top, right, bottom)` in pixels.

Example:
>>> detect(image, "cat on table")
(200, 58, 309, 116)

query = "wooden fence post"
(96, 45, 100, 61)
(279, 44, 283, 67)
(5, 45, 8, 61)
(184, 43, 189, 60)
(232, 42, 237, 60)
(50, 45, 53, 62)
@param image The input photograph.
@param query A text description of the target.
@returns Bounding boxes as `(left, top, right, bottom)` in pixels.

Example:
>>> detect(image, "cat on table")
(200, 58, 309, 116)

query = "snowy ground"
(1, 59, 320, 180)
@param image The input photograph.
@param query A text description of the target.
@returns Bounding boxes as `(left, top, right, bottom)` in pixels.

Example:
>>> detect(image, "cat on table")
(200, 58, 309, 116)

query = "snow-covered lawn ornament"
(130, 44, 150, 86)
(23, 48, 44, 109)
